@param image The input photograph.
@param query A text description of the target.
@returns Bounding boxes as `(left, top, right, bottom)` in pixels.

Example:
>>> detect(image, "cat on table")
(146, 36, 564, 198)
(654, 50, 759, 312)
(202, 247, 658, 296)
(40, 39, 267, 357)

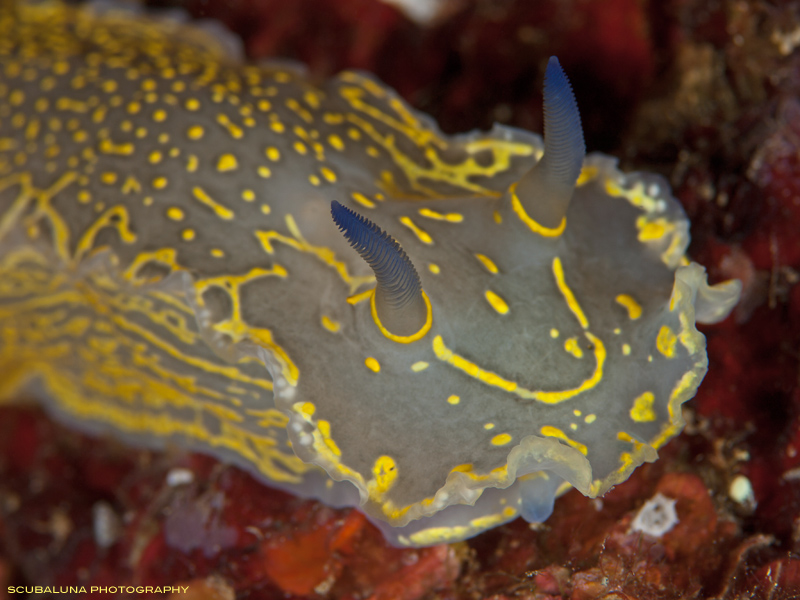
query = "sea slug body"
(0, 2, 741, 547)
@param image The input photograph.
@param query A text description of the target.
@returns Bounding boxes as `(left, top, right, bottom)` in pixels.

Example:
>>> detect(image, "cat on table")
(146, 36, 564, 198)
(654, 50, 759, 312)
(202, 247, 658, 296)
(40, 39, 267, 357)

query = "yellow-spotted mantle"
(0, 2, 741, 547)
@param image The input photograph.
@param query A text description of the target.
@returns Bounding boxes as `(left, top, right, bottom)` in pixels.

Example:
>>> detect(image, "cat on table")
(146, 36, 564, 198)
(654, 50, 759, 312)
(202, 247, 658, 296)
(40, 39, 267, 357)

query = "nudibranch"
(0, 2, 741, 547)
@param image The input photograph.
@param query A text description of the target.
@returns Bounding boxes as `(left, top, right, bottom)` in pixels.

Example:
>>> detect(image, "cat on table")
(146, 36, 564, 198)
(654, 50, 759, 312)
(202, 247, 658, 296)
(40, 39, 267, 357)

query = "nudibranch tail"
(511, 56, 586, 230)
(331, 201, 427, 337)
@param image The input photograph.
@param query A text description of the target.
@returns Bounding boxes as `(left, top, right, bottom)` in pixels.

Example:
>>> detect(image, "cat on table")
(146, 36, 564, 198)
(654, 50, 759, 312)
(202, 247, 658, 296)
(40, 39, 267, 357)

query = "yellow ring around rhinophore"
(370, 290, 433, 343)
(509, 183, 566, 237)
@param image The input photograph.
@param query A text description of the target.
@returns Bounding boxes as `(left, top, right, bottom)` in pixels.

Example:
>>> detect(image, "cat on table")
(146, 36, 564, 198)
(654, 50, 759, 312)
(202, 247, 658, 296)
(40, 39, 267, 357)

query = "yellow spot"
(153, 109, 167, 122)
(550, 328, 559, 338)
(622, 343, 631, 356)
(509, 183, 566, 237)
(309, 175, 320, 186)
(540, 426, 588, 455)
(98, 139, 134, 155)
(656, 325, 677, 358)
(418, 208, 464, 222)
(584, 414, 596, 424)
(321, 167, 337, 183)
(324, 113, 344, 124)
(261, 204, 271, 215)
(485, 290, 509, 315)
(185, 98, 200, 111)
(321, 316, 340, 333)
(298, 402, 316, 418)
(270, 122, 285, 133)
(564, 337, 583, 358)
(210, 248, 225, 258)
(475, 254, 499, 274)
(217, 153, 239, 172)
(491, 433, 512, 446)
(637, 218, 668, 241)
(187, 125, 204, 140)
(451, 464, 473, 474)
(370, 456, 397, 495)
(257, 99, 272, 112)
(148, 150, 162, 164)
(258, 166, 271, 178)
(293, 141, 307, 155)
(167, 207, 184, 221)
(428, 263, 440, 274)
(365, 357, 381, 372)
(122, 176, 141, 194)
(493, 211, 502, 224)
(152, 176, 168, 190)
(77, 190, 91, 204)
(328, 134, 344, 150)
(576, 165, 598, 185)
(552, 257, 588, 329)
(192, 187, 234, 220)
(186, 154, 199, 173)
(411, 361, 429, 372)
(242, 189, 255, 202)
(483, 423, 495, 430)
(630, 391, 657, 422)
(616, 294, 642, 320)
(399, 216, 433, 244)
(182, 229, 195, 241)
(351, 192, 375, 209)
(100, 171, 117, 185)
(366, 146, 380, 157)
(447, 395, 460, 405)
(573, 409, 582, 416)
(265, 147, 280, 161)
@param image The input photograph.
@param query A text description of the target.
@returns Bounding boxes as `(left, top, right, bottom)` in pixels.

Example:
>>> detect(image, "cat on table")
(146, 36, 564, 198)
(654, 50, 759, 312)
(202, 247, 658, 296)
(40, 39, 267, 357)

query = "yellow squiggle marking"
(509, 183, 566, 237)
(192, 186, 235, 220)
(432, 332, 605, 404)
(337, 82, 533, 197)
(399, 216, 433, 244)
(73, 205, 137, 263)
(195, 265, 299, 385)
(256, 214, 374, 294)
(540, 425, 588, 455)
(475, 253, 499, 274)
(552, 257, 588, 329)
(370, 289, 432, 343)
(615, 294, 642, 320)
(418, 208, 463, 222)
